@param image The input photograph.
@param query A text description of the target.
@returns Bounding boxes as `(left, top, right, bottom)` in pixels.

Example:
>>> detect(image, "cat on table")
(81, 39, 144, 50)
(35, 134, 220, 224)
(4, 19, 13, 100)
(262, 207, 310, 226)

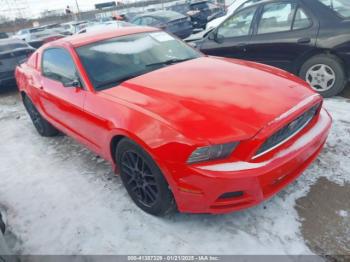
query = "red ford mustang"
(15, 27, 332, 216)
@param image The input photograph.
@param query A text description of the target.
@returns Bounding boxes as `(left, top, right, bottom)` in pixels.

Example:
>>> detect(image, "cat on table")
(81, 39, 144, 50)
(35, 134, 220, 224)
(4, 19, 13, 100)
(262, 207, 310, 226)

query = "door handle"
(236, 43, 247, 52)
(297, 37, 311, 44)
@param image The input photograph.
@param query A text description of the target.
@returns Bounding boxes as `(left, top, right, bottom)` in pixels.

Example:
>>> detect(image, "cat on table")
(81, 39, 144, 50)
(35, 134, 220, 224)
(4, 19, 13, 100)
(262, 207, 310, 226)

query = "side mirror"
(207, 30, 216, 40)
(63, 79, 82, 88)
(208, 30, 224, 44)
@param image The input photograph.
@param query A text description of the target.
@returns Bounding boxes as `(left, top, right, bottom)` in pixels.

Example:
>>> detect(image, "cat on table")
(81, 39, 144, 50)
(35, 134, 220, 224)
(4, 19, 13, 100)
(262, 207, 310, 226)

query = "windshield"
(317, 0, 350, 18)
(29, 27, 45, 33)
(76, 31, 201, 90)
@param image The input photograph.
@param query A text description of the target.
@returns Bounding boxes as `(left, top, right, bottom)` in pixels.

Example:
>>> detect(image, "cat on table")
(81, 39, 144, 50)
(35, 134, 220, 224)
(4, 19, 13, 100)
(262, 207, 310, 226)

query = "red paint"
(15, 27, 332, 214)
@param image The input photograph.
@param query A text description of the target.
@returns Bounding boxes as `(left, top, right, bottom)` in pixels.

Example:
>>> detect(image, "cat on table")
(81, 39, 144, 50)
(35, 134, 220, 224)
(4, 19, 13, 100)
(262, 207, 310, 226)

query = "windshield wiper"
(146, 58, 193, 67)
(96, 71, 146, 90)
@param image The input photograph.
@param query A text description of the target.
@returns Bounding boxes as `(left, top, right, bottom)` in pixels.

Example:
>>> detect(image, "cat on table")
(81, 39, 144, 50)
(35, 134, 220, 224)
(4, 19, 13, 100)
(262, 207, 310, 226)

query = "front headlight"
(187, 142, 239, 164)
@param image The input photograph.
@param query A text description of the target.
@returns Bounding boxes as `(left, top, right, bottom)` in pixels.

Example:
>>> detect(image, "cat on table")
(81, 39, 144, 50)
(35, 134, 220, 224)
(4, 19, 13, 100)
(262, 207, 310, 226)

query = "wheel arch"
(108, 129, 179, 192)
(108, 129, 158, 166)
(295, 49, 347, 77)
(110, 134, 126, 164)
(20, 90, 27, 99)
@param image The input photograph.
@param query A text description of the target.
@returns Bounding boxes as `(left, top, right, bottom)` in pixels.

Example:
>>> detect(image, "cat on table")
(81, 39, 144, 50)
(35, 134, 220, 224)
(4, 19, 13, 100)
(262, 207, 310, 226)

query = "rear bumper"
(167, 108, 332, 214)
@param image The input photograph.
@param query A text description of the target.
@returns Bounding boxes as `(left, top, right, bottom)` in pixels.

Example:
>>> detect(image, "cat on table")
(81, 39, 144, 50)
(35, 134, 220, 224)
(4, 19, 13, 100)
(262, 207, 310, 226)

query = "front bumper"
(167, 108, 332, 214)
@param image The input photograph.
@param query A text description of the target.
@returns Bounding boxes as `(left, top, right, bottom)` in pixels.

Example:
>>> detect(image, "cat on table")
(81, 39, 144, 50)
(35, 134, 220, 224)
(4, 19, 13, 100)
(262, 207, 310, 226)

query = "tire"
(0, 213, 5, 234)
(116, 138, 176, 216)
(299, 54, 347, 98)
(22, 95, 59, 137)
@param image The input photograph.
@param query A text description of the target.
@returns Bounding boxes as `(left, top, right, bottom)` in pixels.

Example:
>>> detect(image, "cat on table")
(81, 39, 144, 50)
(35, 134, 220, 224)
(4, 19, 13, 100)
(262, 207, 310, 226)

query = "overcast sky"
(0, 0, 137, 19)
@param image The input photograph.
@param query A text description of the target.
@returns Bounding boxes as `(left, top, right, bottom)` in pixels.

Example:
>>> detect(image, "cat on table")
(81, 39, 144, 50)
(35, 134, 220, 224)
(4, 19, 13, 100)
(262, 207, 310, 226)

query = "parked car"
(14, 27, 46, 41)
(16, 27, 331, 216)
(0, 32, 9, 39)
(62, 21, 88, 34)
(197, 0, 350, 97)
(28, 33, 65, 48)
(185, 0, 262, 42)
(40, 23, 72, 36)
(131, 11, 193, 39)
(77, 21, 133, 34)
(168, 0, 225, 29)
(0, 39, 34, 89)
(206, 0, 263, 30)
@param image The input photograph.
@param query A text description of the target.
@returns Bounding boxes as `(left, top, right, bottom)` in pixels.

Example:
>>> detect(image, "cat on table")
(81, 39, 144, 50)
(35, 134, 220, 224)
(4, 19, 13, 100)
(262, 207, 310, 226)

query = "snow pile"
(0, 95, 349, 255)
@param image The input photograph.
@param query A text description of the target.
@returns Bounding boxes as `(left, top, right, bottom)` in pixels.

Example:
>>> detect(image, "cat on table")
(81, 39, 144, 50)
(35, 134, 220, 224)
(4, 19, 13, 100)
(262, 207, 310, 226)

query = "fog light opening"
(219, 191, 244, 200)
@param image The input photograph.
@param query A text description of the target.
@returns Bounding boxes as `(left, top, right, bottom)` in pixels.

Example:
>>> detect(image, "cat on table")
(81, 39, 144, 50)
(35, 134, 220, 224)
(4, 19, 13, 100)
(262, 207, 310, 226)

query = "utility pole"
(75, 0, 80, 13)
(74, 0, 80, 20)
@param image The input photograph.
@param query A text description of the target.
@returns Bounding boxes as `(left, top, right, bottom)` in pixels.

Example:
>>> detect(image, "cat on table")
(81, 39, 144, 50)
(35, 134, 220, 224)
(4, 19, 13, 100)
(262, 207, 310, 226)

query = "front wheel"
(116, 138, 176, 216)
(299, 54, 347, 98)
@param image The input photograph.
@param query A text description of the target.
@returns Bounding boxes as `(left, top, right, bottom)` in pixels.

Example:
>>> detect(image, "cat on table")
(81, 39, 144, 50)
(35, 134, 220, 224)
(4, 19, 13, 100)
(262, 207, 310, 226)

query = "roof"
(50, 26, 158, 48)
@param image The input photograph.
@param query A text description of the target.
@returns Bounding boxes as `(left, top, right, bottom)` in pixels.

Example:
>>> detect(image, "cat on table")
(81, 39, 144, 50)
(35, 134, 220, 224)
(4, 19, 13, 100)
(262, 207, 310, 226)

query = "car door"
(39, 48, 87, 138)
(247, 0, 319, 72)
(200, 5, 258, 60)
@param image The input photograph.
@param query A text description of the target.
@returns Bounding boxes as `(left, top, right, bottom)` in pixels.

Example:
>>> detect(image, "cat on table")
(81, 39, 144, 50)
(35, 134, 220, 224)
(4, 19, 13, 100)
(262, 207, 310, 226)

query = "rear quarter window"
(27, 52, 38, 68)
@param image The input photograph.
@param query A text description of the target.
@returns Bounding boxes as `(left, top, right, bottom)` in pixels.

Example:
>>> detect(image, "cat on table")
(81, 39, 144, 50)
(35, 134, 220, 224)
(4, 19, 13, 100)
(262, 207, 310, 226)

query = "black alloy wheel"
(121, 150, 160, 207)
(116, 138, 176, 216)
(22, 95, 58, 137)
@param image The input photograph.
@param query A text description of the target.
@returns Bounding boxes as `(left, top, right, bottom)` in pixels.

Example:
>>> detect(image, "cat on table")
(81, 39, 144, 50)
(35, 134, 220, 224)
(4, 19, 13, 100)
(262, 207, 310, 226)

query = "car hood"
(102, 57, 318, 144)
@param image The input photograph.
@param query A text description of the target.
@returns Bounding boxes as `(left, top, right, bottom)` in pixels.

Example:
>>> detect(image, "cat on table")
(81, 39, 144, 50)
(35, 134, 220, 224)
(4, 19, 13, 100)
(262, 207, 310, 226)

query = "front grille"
(255, 104, 320, 157)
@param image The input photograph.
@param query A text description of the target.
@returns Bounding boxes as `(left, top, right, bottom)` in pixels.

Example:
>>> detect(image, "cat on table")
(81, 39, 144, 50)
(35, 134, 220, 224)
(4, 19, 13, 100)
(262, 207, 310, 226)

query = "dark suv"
(197, 0, 350, 97)
(168, 0, 225, 29)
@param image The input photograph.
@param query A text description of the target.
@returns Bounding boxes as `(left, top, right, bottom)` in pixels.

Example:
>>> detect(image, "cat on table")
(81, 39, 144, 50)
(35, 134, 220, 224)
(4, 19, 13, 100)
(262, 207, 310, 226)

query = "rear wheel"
(299, 54, 347, 97)
(116, 138, 176, 216)
(23, 95, 59, 137)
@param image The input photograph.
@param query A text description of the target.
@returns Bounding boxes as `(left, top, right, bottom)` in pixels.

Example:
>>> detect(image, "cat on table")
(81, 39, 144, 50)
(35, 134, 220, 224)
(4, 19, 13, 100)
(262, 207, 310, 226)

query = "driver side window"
(217, 7, 257, 38)
(42, 48, 77, 85)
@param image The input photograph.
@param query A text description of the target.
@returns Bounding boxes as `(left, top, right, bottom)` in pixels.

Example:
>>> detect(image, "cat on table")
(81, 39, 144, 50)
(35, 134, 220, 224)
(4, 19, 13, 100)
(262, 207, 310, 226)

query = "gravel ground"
(0, 86, 349, 257)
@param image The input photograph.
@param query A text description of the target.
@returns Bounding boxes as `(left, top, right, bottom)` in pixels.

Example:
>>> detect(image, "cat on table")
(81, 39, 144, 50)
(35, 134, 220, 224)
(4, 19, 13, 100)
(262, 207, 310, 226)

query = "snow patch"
(91, 36, 155, 55)
(337, 210, 348, 218)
